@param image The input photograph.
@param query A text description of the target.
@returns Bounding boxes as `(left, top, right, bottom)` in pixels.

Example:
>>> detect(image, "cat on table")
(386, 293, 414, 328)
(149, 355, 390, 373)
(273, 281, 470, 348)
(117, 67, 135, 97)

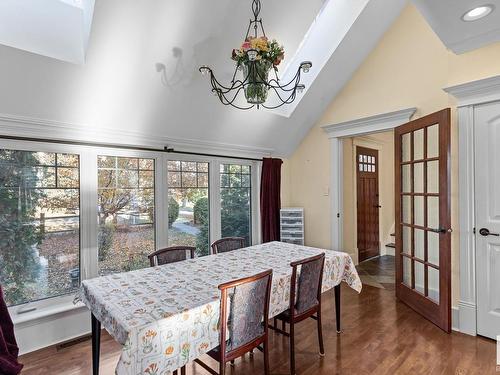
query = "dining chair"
(211, 237, 245, 254)
(194, 269, 273, 375)
(270, 253, 326, 375)
(147, 246, 196, 266)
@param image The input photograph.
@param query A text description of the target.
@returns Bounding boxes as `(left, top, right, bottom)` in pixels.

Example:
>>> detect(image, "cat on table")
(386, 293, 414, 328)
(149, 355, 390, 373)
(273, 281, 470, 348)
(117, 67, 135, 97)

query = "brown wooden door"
(394, 109, 451, 332)
(356, 146, 380, 262)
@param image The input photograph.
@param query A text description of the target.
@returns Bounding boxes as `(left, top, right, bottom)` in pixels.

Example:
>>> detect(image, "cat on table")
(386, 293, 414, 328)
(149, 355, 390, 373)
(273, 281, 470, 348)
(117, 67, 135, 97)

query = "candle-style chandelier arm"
(261, 75, 302, 109)
(265, 68, 303, 91)
(215, 85, 255, 110)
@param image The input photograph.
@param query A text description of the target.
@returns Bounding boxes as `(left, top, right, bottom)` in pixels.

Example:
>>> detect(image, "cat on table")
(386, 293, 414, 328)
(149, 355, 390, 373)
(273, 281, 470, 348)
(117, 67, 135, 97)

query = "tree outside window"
(0, 150, 80, 306)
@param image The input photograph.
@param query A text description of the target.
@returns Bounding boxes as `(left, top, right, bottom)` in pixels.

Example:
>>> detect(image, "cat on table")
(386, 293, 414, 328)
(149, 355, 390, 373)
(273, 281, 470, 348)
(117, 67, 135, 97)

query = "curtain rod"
(164, 148, 263, 162)
(0, 134, 264, 161)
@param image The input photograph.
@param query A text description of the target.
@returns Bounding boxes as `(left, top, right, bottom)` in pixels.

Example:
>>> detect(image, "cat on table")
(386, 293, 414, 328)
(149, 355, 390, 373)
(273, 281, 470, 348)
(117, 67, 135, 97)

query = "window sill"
(12, 300, 87, 326)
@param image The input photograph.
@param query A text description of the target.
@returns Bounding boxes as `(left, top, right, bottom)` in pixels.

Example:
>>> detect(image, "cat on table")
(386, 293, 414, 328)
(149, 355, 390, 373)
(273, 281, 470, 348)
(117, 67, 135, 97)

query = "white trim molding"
(321, 107, 417, 139)
(444, 75, 500, 107)
(444, 74, 500, 336)
(0, 113, 274, 159)
(321, 107, 416, 252)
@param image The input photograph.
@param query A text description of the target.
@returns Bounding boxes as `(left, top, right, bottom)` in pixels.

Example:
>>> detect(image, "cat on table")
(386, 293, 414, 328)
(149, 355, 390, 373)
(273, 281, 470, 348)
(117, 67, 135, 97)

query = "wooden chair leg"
(274, 317, 277, 329)
(173, 371, 177, 375)
(181, 366, 186, 375)
(264, 339, 270, 375)
(282, 319, 286, 332)
(317, 311, 325, 356)
(289, 322, 295, 375)
(220, 361, 225, 375)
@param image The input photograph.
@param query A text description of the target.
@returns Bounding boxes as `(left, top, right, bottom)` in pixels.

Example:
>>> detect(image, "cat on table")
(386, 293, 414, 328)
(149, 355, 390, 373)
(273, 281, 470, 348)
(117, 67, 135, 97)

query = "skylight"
(273, 0, 370, 118)
(0, 0, 95, 64)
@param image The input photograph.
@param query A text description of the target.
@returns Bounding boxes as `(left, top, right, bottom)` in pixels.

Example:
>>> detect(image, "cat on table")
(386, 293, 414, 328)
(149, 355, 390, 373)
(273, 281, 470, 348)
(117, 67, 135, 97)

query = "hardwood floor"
(357, 255, 396, 291)
(20, 285, 497, 374)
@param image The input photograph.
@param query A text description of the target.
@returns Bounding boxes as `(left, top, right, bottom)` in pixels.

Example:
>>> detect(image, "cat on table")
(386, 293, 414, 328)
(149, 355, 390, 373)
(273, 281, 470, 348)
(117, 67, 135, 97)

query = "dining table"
(76, 241, 362, 375)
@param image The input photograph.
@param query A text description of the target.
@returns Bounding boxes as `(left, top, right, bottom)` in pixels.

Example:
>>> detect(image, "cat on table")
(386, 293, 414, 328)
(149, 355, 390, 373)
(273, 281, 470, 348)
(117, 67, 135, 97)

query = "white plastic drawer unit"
(280, 208, 304, 246)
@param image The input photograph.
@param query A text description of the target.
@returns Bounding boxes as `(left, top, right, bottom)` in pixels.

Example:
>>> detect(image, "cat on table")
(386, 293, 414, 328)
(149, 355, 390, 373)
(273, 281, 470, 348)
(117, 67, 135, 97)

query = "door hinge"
(473, 227, 476, 234)
(337, 213, 340, 218)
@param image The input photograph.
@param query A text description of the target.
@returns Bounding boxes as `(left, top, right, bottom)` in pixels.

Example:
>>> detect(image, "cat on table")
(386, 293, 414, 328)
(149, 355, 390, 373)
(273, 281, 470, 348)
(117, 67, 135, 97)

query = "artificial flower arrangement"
(231, 36, 285, 68)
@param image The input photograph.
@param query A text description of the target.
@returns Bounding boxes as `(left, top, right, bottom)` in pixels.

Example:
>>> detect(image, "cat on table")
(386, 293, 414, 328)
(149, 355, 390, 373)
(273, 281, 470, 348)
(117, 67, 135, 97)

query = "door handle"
(429, 227, 453, 234)
(479, 228, 500, 237)
(374, 205, 382, 208)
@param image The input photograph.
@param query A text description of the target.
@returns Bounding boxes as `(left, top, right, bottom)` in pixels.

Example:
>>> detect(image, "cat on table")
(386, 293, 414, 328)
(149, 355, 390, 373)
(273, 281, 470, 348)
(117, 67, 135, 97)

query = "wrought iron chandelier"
(199, 0, 312, 110)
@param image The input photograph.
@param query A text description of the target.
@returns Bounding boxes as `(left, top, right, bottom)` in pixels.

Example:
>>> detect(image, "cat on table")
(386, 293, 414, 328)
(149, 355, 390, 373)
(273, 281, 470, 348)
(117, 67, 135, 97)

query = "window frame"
(1, 139, 261, 322)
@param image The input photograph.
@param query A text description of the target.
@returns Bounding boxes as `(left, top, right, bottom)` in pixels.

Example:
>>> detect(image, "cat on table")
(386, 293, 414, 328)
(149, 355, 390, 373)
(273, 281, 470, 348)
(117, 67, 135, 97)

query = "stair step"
(386, 243, 396, 248)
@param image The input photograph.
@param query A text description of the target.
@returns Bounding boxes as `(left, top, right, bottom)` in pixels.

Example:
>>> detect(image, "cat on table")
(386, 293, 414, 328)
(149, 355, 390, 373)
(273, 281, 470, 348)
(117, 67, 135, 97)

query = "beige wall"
(342, 131, 395, 264)
(282, 3, 500, 306)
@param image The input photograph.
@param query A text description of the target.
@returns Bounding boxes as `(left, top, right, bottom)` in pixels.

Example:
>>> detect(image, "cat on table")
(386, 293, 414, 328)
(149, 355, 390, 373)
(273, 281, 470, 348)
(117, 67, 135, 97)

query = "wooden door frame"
(355, 145, 380, 262)
(445, 74, 500, 336)
(321, 108, 417, 262)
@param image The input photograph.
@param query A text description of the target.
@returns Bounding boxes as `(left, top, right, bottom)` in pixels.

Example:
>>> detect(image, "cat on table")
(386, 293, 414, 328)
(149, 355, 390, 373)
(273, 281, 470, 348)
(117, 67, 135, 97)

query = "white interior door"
(475, 101, 500, 340)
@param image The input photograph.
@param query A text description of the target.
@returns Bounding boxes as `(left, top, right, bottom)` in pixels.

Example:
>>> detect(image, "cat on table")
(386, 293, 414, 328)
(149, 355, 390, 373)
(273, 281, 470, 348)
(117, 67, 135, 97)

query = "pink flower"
(241, 41, 251, 51)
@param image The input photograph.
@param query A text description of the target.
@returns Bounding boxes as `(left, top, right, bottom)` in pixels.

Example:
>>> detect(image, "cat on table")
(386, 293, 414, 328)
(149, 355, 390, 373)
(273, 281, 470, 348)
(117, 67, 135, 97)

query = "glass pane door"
(167, 161, 210, 256)
(400, 124, 440, 301)
(220, 163, 252, 246)
(97, 156, 155, 275)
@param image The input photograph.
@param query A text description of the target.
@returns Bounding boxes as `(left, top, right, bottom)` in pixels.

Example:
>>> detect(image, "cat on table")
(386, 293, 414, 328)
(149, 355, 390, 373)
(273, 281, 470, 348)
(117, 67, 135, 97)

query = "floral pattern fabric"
(226, 274, 270, 352)
(295, 256, 324, 314)
(76, 241, 361, 375)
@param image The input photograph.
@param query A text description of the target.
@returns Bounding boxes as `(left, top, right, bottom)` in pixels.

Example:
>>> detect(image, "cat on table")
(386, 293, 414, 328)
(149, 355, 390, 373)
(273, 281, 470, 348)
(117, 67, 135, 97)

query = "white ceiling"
(0, 0, 95, 64)
(412, 0, 500, 54)
(0, 0, 407, 157)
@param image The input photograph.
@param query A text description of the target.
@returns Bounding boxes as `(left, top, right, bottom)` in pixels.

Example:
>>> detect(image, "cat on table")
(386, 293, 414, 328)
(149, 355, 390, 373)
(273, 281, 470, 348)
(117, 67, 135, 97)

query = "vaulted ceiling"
(413, 0, 500, 54)
(0, 0, 411, 156)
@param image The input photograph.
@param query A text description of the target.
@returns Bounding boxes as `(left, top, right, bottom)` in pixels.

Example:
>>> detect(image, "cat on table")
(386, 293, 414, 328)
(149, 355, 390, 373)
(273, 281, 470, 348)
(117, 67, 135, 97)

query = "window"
(0, 149, 80, 306)
(0, 141, 258, 313)
(97, 156, 155, 275)
(358, 154, 376, 173)
(167, 161, 210, 256)
(220, 164, 252, 246)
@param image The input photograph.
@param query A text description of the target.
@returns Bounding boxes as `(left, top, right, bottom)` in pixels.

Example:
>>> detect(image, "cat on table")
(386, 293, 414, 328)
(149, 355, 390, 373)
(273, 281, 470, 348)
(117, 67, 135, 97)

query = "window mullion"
(156, 154, 168, 249)
(80, 149, 98, 281)
(251, 161, 262, 245)
(210, 160, 222, 244)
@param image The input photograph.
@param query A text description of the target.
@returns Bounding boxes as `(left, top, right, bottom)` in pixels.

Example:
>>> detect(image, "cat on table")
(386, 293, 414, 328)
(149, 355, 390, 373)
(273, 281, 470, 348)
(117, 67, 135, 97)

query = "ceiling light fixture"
(462, 4, 494, 22)
(199, 0, 312, 110)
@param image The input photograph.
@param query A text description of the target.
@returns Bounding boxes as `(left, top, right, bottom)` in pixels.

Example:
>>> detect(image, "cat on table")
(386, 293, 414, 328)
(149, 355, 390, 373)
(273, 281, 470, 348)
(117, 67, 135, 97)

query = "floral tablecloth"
(76, 241, 361, 375)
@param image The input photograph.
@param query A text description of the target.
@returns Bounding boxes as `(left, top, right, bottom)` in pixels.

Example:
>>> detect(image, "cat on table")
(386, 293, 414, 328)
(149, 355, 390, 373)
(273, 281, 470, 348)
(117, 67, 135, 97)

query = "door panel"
(395, 109, 451, 333)
(474, 101, 500, 340)
(356, 147, 380, 262)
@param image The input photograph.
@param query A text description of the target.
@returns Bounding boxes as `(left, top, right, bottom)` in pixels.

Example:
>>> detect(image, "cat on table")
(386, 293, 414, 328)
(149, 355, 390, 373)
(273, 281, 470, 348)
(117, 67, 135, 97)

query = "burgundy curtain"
(260, 158, 283, 243)
(0, 285, 23, 375)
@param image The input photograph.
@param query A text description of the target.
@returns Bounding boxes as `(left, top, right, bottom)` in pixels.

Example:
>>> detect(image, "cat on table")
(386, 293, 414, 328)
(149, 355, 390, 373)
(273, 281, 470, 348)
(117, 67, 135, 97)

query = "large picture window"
(0, 150, 80, 306)
(220, 163, 252, 246)
(97, 156, 155, 275)
(167, 161, 210, 256)
(0, 141, 257, 314)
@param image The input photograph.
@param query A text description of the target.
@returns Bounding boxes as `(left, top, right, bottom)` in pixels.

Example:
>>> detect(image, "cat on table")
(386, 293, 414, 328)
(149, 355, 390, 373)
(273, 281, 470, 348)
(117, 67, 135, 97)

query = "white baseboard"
(457, 300, 477, 336)
(452, 306, 460, 332)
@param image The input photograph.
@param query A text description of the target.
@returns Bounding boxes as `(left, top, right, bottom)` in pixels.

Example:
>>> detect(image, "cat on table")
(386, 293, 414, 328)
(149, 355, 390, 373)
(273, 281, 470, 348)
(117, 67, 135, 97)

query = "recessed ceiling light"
(462, 5, 494, 22)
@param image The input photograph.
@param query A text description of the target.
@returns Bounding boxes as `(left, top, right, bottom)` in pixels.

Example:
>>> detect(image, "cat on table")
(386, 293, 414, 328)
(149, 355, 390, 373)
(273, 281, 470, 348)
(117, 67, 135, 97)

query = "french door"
(356, 146, 380, 261)
(394, 109, 451, 332)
